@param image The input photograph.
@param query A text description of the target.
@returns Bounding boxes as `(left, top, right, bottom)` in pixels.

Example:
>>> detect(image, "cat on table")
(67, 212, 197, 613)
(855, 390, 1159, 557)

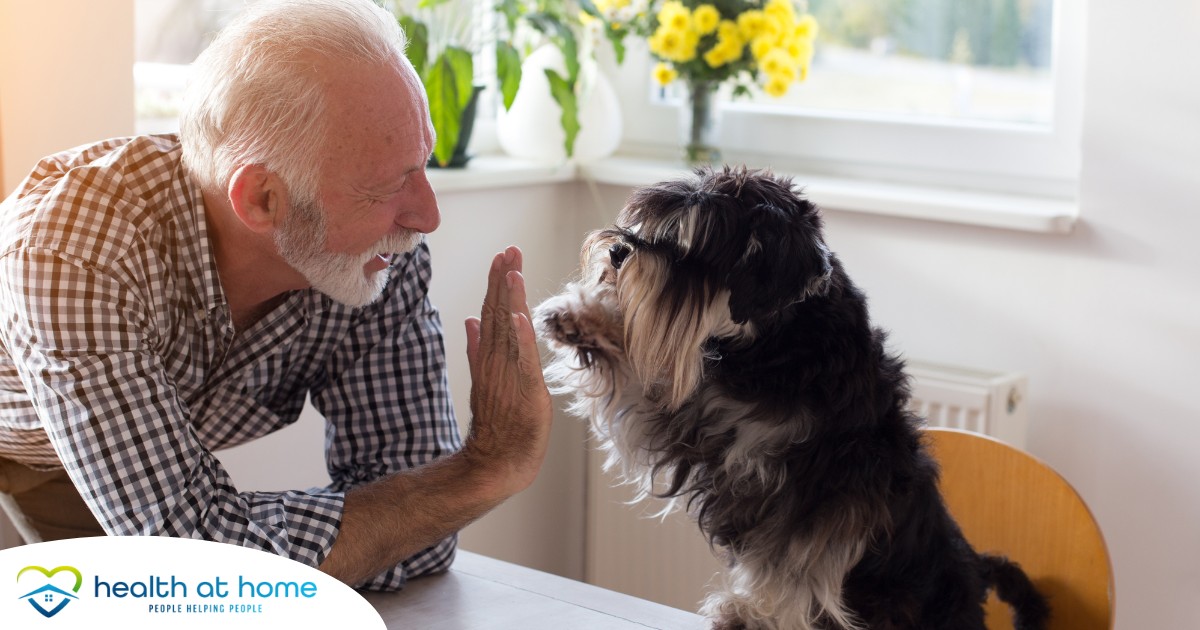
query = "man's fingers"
(480, 252, 503, 329)
(485, 251, 511, 350)
(513, 312, 544, 383)
(465, 317, 481, 380)
(505, 269, 533, 322)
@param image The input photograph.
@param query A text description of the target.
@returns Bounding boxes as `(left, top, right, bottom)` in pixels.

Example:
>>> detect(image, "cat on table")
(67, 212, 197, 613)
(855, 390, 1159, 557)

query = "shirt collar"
(172, 142, 228, 323)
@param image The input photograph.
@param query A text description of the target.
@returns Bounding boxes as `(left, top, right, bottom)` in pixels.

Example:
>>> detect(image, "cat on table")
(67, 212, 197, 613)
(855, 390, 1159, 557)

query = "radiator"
(584, 360, 1029, 613)
(906, 359, 1029, 449)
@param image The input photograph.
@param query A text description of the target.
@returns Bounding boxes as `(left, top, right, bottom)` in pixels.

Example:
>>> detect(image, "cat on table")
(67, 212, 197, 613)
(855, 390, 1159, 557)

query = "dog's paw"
(538, 307, 592, 348)
(710, 617, 749, 630)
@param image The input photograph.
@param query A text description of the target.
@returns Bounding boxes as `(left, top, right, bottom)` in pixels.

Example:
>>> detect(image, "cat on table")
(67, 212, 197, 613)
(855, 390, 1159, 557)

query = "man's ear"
(228, 164, 286, 234)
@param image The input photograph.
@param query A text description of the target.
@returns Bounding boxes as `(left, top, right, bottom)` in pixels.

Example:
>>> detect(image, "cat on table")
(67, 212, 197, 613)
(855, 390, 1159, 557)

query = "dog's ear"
(726, 199, 832, 324)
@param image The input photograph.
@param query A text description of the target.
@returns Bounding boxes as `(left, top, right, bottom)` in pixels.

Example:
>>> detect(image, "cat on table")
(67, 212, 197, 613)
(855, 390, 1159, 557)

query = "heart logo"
(16, 565, 83, 618)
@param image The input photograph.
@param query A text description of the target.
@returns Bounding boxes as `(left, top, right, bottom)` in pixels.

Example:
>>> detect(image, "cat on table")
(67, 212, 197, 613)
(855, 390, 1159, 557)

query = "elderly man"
(0, 0, 552, 590)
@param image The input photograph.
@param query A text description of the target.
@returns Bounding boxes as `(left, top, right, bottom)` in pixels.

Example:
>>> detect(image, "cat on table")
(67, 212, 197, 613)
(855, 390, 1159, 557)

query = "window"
(133, 0, 494, 135)
(134, 0, 256, 134)
(759, 0, 1056, 127)
(619, 0, 1085, 198)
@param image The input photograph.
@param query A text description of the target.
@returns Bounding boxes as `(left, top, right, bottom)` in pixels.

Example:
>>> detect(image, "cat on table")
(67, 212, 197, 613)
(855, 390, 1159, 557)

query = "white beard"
(275, 199, 421, 307)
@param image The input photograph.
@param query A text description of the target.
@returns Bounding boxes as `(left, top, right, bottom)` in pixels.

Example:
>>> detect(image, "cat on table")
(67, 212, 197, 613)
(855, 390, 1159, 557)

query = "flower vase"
(497, 45, 622, 163)
(681, 80, 722, 165)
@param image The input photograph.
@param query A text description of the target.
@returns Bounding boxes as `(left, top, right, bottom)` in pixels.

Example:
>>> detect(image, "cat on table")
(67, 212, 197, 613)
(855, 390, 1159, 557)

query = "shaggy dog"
(534, 166, 1049, 630)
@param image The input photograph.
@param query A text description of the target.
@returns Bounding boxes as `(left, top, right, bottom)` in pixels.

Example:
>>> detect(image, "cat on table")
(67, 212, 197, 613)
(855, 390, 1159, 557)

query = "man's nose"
(398, 171, 440, 234)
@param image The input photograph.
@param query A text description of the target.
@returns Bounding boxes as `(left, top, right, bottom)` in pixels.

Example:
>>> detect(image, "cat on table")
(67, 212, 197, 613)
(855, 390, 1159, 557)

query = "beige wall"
(0, 0, 135, 195)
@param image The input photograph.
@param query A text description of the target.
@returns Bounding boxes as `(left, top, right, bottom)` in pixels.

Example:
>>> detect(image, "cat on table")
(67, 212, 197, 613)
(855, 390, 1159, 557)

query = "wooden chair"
(925, 427, 1114, 630)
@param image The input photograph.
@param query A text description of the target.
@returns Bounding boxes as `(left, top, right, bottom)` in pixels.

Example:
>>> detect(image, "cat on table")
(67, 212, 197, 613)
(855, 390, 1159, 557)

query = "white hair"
(179, 0, 410, 206)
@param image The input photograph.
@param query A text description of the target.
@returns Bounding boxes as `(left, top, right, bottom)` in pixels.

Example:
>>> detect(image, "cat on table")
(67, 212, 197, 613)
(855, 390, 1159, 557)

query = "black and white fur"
(535, 167, 1049, 630)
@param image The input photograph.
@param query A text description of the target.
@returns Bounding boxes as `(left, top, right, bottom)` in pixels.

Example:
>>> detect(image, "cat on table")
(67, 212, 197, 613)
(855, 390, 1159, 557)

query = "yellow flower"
(761, 14, 785, 41)
(703, 41, 741, 68)
(656, 27, 683, 57)
(764, 0, 796, 23)
(737, 10, 767, 40)
(794, 14, 819, 40)
(653, 25, 698, 62)
(703, 47, 726, 68)
(653, 62, 678, 86)
(750, 36, 774, 60)
(771, 63, 797, 83)
(785, 37, 814, 63)
(679, 29, 700, 61)
(759, 48, 794, 77)
(692, 5, 720, 35)
(717, 19, 740, 41)
(658, 1, 691, 32)
(763, 75, 790, 97)
(648, 30, 666, 56)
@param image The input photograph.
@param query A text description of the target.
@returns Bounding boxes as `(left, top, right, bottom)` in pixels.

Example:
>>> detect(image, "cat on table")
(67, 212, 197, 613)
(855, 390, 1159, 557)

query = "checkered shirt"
(0, 135, 462, 589)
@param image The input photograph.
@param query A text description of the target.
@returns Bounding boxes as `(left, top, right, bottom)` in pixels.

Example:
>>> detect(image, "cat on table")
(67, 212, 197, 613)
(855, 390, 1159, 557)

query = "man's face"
(276, 58, 439, 307)
(274, 196, 420, 307)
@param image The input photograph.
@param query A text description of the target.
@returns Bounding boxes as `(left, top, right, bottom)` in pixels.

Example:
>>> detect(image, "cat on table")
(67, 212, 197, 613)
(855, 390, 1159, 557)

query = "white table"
(362, 551, 705, 629)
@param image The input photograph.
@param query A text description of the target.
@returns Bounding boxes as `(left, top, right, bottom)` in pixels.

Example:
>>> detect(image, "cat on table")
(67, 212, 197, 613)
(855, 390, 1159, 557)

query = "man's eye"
(609, 243, 631, 270)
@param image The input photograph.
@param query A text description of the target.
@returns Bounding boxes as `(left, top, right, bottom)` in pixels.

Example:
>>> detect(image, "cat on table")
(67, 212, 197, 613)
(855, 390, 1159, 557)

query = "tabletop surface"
(362, 550, 705, 629)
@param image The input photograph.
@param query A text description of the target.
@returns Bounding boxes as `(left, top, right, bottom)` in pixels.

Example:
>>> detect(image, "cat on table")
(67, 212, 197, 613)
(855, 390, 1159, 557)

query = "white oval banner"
(0, 536, 384, 629)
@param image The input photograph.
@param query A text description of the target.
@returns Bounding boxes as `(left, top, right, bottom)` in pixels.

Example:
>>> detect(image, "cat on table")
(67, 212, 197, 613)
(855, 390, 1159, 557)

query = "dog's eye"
(609, 243, 631, 270)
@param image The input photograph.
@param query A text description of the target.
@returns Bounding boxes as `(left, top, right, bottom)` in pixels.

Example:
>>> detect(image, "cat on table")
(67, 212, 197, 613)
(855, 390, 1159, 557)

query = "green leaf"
(442, 46, 474, 112)
(559, 28, 579, 83)
(496, 0, 522, 33)
(605, 28, 627, 65)
(527, 14, 581, 83)
(577, 0, 601, 19)
(397, 16, 429, 77)
(426, 53, 467, 167)
(544, 69, 580, 158)
(496, 41, 522, 111)
(417, 0, 451, 8)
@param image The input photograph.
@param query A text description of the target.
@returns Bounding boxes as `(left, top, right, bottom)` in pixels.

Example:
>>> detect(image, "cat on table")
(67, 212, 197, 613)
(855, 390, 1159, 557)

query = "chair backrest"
(924, 427, 1114, 630)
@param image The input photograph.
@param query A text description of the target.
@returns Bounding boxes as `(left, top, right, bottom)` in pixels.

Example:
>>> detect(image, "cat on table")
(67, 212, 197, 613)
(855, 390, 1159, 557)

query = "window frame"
(608, 0, 1086, 200)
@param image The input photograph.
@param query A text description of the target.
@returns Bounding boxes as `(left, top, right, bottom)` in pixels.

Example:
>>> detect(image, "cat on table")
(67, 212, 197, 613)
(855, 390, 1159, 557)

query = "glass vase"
(680, 80, 722, 165)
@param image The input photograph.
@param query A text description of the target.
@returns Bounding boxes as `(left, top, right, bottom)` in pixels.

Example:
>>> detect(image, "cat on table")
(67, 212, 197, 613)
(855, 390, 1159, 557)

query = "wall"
(424, 184, 590, 579)
(0, 1, 135, 195)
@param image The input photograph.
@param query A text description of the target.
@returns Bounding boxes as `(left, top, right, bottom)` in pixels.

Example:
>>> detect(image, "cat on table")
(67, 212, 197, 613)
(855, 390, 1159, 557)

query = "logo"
(16, 565, 82, 618)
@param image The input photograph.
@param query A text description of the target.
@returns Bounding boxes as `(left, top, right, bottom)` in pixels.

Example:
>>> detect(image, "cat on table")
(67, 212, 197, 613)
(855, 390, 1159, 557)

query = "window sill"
(579, 155, 1078, 235)
(427, 155, 575, 192)
(429, 153, 1078, 235)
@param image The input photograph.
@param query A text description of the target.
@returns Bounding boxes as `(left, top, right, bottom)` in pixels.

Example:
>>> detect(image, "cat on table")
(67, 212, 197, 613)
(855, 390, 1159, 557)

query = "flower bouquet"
(586, 0, 818, 163)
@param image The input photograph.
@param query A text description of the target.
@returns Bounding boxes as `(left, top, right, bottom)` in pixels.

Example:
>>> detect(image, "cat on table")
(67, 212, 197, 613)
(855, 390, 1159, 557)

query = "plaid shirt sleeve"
(0, 246, 345, 565)
(309, 242, 464, 590)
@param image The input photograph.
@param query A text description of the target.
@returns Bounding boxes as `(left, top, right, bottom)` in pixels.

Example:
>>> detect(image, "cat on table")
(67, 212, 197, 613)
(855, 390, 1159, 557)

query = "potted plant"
(390, 0, 608, 165)
(389, 0, 486, 167)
